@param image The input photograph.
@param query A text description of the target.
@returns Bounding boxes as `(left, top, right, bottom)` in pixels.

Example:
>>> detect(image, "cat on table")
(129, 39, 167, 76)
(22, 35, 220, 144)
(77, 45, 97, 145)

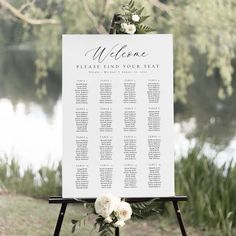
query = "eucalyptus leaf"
(71, 224, 76, 233)
(71, 219, 78, 224)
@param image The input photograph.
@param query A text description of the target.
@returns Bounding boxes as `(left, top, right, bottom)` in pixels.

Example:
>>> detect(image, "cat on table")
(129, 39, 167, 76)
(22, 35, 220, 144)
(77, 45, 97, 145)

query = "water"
(0, 98, 62, 170)
(174, 121, 236, 166)
(0, 98, 235, 170)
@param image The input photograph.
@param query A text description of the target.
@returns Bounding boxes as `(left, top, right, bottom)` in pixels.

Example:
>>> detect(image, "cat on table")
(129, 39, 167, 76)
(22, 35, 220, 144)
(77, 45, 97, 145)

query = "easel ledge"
(49, 195, 188, 236)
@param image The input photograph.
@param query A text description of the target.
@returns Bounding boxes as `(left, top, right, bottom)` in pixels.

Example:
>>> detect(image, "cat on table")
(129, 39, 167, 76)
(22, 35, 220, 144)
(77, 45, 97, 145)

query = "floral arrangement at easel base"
(94, 194, 132, 228)
(71, 193, 158, 236)
(115, 0, 155, 34)
(72, 194, 132, 235)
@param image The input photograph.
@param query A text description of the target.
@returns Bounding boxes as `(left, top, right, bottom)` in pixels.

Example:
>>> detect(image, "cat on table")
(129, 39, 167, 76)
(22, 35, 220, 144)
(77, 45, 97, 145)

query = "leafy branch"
(131, 198, 160, 219)
(0, 0, 58, 25)
(95, 216, 114, 236)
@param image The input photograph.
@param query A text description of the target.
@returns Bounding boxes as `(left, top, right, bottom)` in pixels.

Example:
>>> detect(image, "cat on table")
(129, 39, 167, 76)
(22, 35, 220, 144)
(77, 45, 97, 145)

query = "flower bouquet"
(71, 193, 159, 236)
(114, 0, 155, 34)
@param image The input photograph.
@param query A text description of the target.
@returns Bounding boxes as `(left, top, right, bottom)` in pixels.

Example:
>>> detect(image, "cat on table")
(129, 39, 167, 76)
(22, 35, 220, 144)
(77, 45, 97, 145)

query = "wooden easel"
(50, 14, 188, 236)
(49, 196, 188, 236)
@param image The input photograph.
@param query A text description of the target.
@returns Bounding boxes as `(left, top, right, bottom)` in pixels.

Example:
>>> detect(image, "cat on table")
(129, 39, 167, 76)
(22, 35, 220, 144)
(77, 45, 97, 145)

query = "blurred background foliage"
(0, 0, 236, 146)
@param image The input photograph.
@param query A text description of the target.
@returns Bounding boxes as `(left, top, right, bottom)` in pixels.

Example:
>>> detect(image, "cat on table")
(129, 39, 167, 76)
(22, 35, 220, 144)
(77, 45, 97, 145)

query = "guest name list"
(62, 35, 174, 198)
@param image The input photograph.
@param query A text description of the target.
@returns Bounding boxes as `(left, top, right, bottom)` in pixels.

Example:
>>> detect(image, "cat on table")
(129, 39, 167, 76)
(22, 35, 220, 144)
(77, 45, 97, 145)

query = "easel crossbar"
(49, 195, 188, 204)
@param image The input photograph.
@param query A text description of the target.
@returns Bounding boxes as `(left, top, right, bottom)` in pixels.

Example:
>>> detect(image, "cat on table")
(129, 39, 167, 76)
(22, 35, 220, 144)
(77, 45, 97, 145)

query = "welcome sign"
(62, 34, 174, 198)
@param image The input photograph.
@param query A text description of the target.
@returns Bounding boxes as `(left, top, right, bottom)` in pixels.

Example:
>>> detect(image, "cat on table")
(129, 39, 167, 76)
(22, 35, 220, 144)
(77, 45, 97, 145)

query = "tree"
(1, 0, 235, 102)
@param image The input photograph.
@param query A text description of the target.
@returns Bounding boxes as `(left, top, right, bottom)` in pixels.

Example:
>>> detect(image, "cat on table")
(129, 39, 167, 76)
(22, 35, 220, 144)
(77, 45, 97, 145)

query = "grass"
(0, 194, 89, 236)
(0, 194, 208, 236)
(0, 148, 236, 235)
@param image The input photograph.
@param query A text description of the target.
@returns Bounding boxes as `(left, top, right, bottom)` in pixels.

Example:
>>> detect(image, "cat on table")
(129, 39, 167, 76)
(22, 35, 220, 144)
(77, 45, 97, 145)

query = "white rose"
(132, 14, 140, 22)
(124, 24, 136, 34)
(104, 216, 113, 223)
(115, 201, 132, 221)
(95, 194, 120, 218)
(121, 22, 127, 31)
(114, 219, 125, 227)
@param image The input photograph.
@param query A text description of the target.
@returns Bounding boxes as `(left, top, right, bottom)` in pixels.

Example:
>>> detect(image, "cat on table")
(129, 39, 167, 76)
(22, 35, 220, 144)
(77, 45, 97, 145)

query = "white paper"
(62, 34, 174, 198)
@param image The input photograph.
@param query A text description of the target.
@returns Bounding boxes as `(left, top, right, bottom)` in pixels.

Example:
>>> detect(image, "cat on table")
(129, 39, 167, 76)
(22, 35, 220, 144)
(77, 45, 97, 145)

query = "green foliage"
(71, 202, 95, 234)
(99, 227, 113, 236)
(175, 148, 236, 236)
(131, 198, 160, 219)
(1, 151, 236, 235)
(156, 0, 236, 102)
(0, 156, 61, 198)
(71, 220, 77, 233)
(1, 0, 236, 103)
(96, 216, 114, 236)
(36, 163, 62, 198)
(71, 215, 87, 234)
(135, 24, 154, 34)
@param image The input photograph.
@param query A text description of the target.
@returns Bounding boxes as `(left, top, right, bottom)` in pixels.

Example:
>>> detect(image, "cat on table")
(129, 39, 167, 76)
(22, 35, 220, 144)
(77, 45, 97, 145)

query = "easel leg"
(172, 201, 187, 236)
(115, 227, 120, 236)
(53, 203, 67, 236)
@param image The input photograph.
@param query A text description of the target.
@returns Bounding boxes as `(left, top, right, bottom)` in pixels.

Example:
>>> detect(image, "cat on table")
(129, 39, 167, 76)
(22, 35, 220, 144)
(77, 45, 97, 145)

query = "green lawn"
(0, 194, 211, 236)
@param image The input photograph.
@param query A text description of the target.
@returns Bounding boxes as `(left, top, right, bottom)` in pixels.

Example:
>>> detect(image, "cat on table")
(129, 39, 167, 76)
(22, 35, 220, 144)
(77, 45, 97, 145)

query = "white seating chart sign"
(62, 34, 174, 198)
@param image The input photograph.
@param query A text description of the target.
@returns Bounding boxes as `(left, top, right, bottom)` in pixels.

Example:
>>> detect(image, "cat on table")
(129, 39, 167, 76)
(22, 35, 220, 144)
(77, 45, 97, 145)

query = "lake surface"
(0, 98, 235, 170)
(0, 98, 62, 170)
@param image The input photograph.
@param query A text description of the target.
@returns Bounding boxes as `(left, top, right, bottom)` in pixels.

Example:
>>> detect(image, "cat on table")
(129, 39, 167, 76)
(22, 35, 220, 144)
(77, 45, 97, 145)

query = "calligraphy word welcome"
(85, 44, 148, 63)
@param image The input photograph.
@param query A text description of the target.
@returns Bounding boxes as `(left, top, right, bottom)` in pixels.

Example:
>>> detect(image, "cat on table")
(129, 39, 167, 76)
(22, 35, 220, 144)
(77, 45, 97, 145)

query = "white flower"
(132, 14, 140, 22)
(121, 22, 128, 30)
(114, 219, 126, 227)
(104, 216, 113, 223)
(124, 24, 136, 34)
(116, 201, 132, 221)
(95, 194, 120, 218)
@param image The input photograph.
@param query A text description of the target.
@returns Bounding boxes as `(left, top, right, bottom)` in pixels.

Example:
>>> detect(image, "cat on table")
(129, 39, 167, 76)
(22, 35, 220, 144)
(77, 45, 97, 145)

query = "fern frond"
(99, 225, 113, 236)
(136, 24, 155, 33)
(136, 7, 144, 15)
(128, 0, 135, 8)
(139, 15, 150, 23)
